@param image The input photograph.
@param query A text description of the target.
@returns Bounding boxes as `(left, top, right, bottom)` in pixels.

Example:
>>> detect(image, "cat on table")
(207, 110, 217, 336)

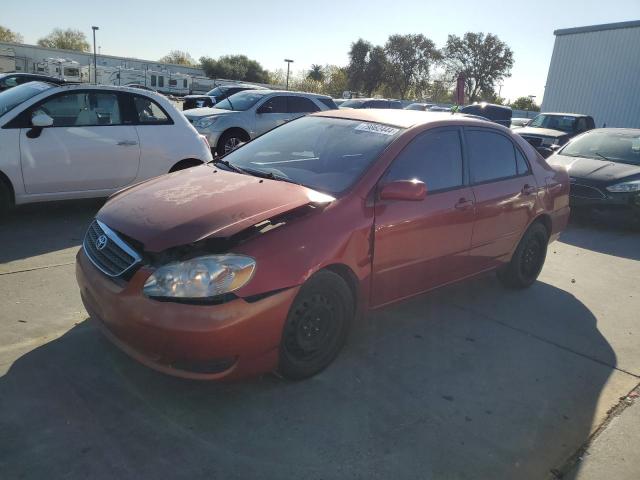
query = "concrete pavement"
(0, 200, 638, 479)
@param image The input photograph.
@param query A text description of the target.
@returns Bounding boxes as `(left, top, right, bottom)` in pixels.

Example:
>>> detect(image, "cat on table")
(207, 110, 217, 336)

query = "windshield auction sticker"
(355, 123, 399, 136)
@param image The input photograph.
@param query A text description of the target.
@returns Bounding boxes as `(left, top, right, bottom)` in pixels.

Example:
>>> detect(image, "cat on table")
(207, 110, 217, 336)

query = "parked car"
(339, 98, 403, 109)
(428, 106, 451, 112)
(516, 112, 595, 156)
(183, 90, 337, 155)
(405, 103, 435, 111)
(460, 103, 512, 128)
(510, 117, 531, 129)
(0, 72, 69, 92)
(333, 98, 348, 107)
(76, 109, 569, 381)
(0, 82, 212, 216)
(182, 84, 267, 111)
(547, 128, 640, 224)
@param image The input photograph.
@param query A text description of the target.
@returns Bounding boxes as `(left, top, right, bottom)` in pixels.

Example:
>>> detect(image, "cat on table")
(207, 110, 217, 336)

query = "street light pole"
(91, 26, 99, 84)
(284, 59, 293, 90)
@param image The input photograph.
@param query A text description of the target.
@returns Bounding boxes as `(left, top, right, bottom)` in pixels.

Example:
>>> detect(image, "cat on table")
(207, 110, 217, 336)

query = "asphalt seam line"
(446, 302, 640, 379)
(0, 261, 75, 276)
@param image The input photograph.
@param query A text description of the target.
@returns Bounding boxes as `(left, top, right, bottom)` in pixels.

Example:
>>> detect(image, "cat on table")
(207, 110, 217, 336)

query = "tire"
(169, 159, 202, 173)
(497, 222, 549, 289)
(0, 183, 12, 219)
(278, 270, 354, 380)
(216, 130, 247, 157)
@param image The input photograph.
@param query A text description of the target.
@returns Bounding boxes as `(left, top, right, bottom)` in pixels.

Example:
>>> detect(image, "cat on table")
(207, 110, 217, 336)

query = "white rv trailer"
(35, 58, 82, 82)
(189, 76, 217, 94)
(0, 47, 16, 73)
(79, 65, 191, 96)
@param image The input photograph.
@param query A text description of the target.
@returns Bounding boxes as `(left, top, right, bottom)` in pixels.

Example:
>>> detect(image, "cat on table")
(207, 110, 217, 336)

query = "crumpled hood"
(516, 127, 569, 138)
(547, 154, 640, 182)
(182, 107, 238, 119)
(97, 166, 334, 252)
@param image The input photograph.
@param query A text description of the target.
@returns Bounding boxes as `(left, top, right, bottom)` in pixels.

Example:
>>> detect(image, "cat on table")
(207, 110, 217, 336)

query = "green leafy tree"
(37, 28, 90, 52)
(200, 55, 269, 83)
(346, 38, 372, 93)
(442, 32, 514, 103)
(322, 65, 349, 98)
(384, 34, 441, 99)
(363, 46, 388, 96)
(510, 96, 540, 111)
(160, 50, 195, 66)
(307, 64, 324, 82)
(0, 25, 23, 43)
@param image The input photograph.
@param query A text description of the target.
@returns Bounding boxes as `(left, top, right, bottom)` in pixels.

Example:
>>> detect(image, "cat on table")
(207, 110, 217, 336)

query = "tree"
(160, 50, 195, 66)
(346, 38, 372, 93)
(37, 28, 90, 52)
(442, 32, 514, 103)
(199, 55, 269, 83)
(0, 26, 23, 43)
(307, 64, 324, 82)
(363, 46, 388, 96)
(511, 96, 540, 111)
(384, 34, 441, 99)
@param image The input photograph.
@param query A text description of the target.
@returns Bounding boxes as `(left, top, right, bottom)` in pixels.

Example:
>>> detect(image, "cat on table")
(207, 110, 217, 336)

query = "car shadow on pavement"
(0, 277, 616, 480)
(0, 199, 103, 265)
(560, 218, 640, 261)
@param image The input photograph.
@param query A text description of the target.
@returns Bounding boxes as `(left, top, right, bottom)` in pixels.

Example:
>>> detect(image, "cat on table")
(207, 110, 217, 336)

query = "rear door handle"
(117, 140, 138, 146)
(454, 198, 474, 210)
(521, 184, 537, 195)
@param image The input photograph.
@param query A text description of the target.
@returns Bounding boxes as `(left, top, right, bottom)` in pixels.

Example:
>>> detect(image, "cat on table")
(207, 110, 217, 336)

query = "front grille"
(570, 183, 606, 199)
(83, 220, 141, 277)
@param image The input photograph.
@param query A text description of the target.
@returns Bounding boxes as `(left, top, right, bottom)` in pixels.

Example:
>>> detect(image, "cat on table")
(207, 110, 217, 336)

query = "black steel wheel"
(278, 270, 354, 380)
(497, 222, 548, 289)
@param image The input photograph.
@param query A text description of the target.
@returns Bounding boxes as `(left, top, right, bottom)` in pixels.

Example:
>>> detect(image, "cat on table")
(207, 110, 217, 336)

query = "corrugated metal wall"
(541, 25, 640, 128)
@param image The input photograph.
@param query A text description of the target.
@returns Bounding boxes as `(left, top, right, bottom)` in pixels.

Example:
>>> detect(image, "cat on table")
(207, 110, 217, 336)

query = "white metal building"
(0, 41, 205, 78)
(541, 20, 640, 128)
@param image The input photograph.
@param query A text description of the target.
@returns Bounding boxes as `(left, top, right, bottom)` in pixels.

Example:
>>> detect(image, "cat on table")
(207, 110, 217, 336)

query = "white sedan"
(0, 82, 212, 215)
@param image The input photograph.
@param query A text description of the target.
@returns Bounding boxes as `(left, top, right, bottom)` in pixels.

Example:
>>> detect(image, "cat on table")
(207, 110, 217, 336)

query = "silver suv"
(183, 90, 337, 155)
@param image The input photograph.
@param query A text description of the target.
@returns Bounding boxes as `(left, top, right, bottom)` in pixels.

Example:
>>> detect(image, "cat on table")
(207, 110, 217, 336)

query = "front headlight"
(606, 180, 640, 193)
(194, 116, 219, 129)
(143, 254, 255, 300)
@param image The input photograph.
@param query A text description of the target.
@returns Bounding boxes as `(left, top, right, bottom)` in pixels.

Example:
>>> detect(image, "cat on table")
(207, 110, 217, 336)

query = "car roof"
(312, 108, 491, 128)
(247, 89, 333, 99)
(581, 128, 640, 135)
(0, 72, 64, 81)
(539, 112, 590, 118)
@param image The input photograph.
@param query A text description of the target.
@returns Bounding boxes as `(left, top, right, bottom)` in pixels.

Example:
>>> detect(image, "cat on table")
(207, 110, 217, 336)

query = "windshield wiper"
(240, 167, 302, 186)
(595, 152, 613, 162)
(210, 158, 247, 175)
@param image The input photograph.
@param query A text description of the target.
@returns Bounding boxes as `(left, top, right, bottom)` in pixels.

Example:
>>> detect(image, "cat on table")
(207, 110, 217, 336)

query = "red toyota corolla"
(76, 109, 569, 381)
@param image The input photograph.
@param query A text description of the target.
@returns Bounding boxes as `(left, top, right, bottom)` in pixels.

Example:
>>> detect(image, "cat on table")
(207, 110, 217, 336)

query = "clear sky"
(3, 0, 639, 102)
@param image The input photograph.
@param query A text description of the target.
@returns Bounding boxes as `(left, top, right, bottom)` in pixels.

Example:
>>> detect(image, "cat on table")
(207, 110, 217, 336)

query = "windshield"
(205, 86, 228, 100)
(222, 116, 403, 194)
(340, 99, 366, 108)
(528, 114, 576, 132)
(560, 130, 640, 165)
(0, 81, 53, 118)
(215, 90, 267, 111)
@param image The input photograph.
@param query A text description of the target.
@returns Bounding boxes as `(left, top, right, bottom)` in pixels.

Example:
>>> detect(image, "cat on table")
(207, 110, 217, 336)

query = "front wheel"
(216, 131, 247, 157)
(278, 271, 354, 380)
(497, 222, 549, 289)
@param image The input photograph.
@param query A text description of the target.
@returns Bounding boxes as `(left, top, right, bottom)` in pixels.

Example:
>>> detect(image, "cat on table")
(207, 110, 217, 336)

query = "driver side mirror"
(379, 180, 426, 201)
(32, 113, 54, 128)
(27, 112, 54, 139)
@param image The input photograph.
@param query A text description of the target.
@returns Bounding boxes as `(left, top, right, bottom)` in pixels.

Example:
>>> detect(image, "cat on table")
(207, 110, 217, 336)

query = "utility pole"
(284, 59, 293, 90)
(91, 26, 99, 84)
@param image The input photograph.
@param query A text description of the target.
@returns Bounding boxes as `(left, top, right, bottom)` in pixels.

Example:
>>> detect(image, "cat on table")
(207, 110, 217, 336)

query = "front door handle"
(117, 140, 138, 146)
(521, 184, 537, 195)
(454, 198, 474, 210)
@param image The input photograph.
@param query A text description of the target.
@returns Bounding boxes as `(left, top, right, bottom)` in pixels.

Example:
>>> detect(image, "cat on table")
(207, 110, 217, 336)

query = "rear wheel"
(278, 271, 354, 380)
(0, 182, 13, 219)
(497, 222, 548, 289)
(216, 130, 248, 157)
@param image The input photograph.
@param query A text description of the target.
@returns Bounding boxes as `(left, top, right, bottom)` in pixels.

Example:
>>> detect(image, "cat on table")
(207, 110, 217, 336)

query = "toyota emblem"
(96, 234, 108, 251)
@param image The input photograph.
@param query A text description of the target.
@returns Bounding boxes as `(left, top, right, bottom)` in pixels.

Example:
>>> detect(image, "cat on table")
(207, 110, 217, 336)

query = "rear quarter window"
(317, 98, 338, 109)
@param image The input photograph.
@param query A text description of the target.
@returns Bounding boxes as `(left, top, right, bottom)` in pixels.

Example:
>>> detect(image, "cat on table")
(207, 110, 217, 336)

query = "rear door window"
(287, 96, 320, 114)
(466, 129, 518, 183)
(259, 95, 287, 114)
(132, 95, 171, 124)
